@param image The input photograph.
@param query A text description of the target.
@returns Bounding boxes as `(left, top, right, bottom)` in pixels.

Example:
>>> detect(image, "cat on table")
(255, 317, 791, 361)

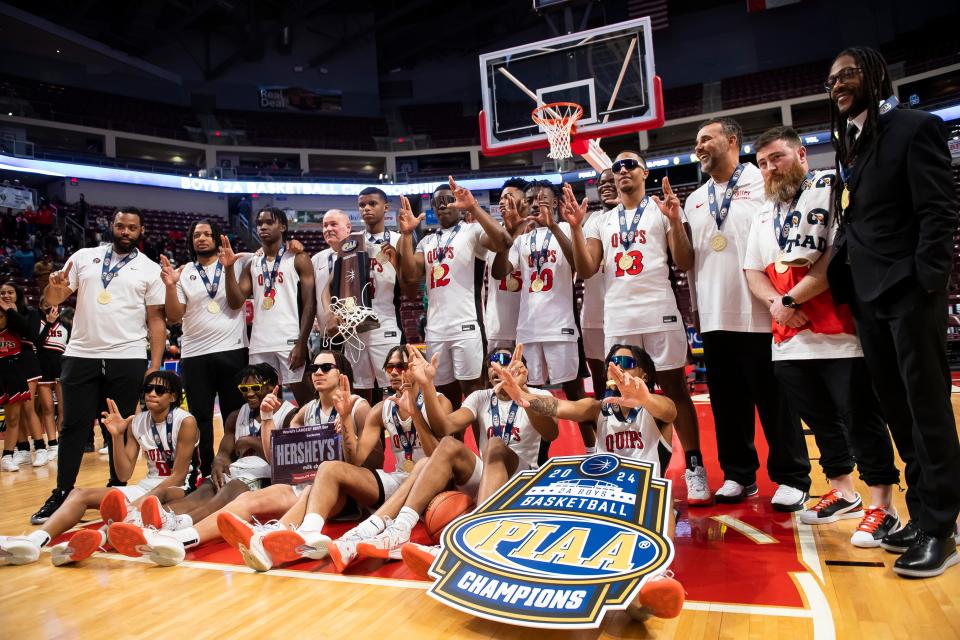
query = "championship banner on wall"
(0, 186, 35, 211)
(427, 454, 673, 629)
(270, 425, 342, 485)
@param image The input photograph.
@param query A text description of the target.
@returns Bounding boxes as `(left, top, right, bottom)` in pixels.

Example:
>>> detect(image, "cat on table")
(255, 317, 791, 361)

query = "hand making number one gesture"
(650, 177, 682, 223)
(47, 261, 73, 295)
(260, 385, 282, 415)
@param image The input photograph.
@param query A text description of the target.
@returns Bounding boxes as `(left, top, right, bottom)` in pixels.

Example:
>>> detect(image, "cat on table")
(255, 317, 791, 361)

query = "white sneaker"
(355, 518, 413, 560)
(297, 529, 333, 560)
(328, 538, 359, 573)
(684, 465, 714, 506)
(107, 523, 185, 566)
(32, 448, 49, 467)
(0, 455, 19, 472)
(0, 536, 41, 565)
(714, 479, 759, 504)
(48, 445, 58, 460)
(771, 485, 808, 512)
(12, 450, 31, 465)
(240, 521, 286, 572)
(98, 446, 109, 455)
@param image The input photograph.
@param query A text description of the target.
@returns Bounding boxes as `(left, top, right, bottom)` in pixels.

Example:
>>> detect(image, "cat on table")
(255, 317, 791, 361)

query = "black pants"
(181, 347, 248, 479)
(774, 357, 899, 486)
(701, 331, 811, 490)
(58, 357, 147, 491)
(852, 281, 960, 537)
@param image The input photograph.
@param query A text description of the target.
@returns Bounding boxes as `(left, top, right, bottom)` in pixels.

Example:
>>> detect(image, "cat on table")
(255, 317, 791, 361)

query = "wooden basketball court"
(2, 395, 959, 640)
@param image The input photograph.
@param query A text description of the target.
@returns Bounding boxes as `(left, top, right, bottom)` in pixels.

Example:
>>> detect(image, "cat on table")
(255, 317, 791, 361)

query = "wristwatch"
(781, 294, 800, 309)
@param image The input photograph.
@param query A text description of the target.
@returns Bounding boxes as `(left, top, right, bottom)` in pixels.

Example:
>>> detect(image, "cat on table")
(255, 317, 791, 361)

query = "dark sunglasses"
(237, 382, 266, 394)
(489, 352, 512, 366)
(432, 194, 456, 207)
(384, 362, 409, 373)
(610, 355, 638, 369)
(307, 362, 338, 374)
(612, 158, 643, 173)
(143, 383, 171, 396)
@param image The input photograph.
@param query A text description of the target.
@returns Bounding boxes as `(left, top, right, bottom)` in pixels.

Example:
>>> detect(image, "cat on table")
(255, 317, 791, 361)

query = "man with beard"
(564, 153, 709, 505)
(484, 178, 529, 352)
(223, 207, 316, 406)
(396, 177, 512, 407)
(683, 118, 810, 508)
(744, 126, 900, 526)
(30, 206, 166, 524)
(159, 218, 248, 481)
(312, 209, 351, 348)
(825, 47, 960, 577)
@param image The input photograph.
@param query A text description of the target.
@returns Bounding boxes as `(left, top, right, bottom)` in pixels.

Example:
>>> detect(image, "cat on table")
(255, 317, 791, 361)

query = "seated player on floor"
(341, 344, 558, 571)
(0, 371, 198, 567)
(225, 345, 453, 572)
(100, 363, 297, 537)
(106, 350, 368, 567)
(489, 344, 685, 621)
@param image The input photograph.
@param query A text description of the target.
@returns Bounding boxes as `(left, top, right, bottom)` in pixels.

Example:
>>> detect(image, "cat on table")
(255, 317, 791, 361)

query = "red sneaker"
(628, 574, 685, 621)
(400, 542, 439, 580)
(108, 522, 149, 558)
(50, 529, 104, 566)
(141, 495, 164, 529)
(99, 489, 127, 525)
(217, 512, 255, 551)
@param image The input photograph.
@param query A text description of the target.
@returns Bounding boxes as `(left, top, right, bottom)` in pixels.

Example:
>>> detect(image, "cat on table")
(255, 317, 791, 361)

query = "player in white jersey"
(160, 218, 247, 481)
(311, 209, 351, 349)
(224, 207, 316, 405)
(484, 178, 529, 351)
(564, 152, 711, 506)
(490, 344, 685, 620)
(0, 371, 199, 567)
(230, 345, 455, 571)
(397, 176, 512, 406)
(353, 344, 558, 564)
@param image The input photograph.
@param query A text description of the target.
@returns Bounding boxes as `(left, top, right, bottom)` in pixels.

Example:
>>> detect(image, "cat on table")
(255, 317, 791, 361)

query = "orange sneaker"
(108, 522, 149, 558)
(260, 529, 312, 566)
(328, 539, 359, 573)
(400, 542, 439, 580)
(50, 528, 105, 566)
(99, 489, 127, 525)
(217, 512, 255, 551)
(628, 574, 685, 621)
(141, 496, 164, 529)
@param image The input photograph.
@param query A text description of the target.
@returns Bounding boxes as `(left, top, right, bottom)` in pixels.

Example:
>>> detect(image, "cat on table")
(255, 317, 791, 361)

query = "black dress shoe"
(30, 488, 69, 525)
(881, 520, 919, 553)
(893, 532, 960, 578)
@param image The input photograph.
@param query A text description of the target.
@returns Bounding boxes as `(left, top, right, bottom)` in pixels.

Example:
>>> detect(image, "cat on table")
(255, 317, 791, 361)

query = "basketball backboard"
(478, 17, 663, 157)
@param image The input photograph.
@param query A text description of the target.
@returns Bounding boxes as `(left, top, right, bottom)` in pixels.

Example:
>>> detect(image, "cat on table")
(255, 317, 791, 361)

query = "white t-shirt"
(484, 252, 522, 342)
(461, 387, 553, 470)
(743, 171, 862, 362)
(597, 406, 670, 477)
(684, 163, 771, 334)
(176, 260, 247, 358)
(584, 201, 683, 334)
(508, 223, 579, 344)
(63, 245, 164, 359)
(579, 210, 607, 330)
(249, 249, 301, 355)
(360, 230, 402, 346)
(130, 407, 196, 482)
(311, 248, 336, 336)
(416, 222, 487, 342)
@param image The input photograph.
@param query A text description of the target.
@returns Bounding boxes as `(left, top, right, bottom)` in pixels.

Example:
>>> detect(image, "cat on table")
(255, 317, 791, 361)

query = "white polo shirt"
(176, 259, 247, 358)
(63, 244, 164, 359)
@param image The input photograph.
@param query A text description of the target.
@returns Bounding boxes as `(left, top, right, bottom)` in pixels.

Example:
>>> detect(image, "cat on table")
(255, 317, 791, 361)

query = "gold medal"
(617, 253, 634, 270)
(433, 264, 444, 280)
(841, 185, 850, 211)
(709, 233, 727, 252)
(206, 300, 221, 314)
(262, 297, 275, 310)
(531, 277, 544, 292)
(402, 458, 415, 473)
(775, 260, 789, 274)
(506, 276, 521, 292)
(97, 290, 112, 305)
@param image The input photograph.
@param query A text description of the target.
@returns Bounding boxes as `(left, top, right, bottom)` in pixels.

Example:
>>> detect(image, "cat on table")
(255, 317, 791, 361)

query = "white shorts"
(427, 335, 485, 386)
(524, 341, 582, 386)
(250, 351, 306, 385)
(291, 482, 311, 498)
(581, 327, 606, 361)
(605, 329, 689, 371)
(115, 477, 166, 502)
(455, 454, 484, 501)
(486, 338, 515, 351)
(345, 340, 400, 390)
(376, 469, 410, 503)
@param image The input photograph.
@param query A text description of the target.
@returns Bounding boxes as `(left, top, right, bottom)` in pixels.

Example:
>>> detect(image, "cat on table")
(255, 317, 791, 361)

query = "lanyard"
(528, 228, 553, 274)
(434, 224, 461, 266)
(773, 171, 816, 250)
(616, 196, 650, 250)
(840, 95, 899, 182)
(391, 391, 424, 459)
(313, 401, 338, 428)
(260, 244, 286, 299)
(248, 408, 262, 438)
(708, 163, 746, 230)
(101, 247, 138, 289)
(149, 411, 176, 467)
(195, 261, 223, 300)
(600, 389, 640, 422)
(368, 230, 391, 247)
(489, 393, 520, 444)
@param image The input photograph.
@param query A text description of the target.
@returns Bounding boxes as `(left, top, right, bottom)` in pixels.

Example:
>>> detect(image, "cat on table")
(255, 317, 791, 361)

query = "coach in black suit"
(826, 47, 960, 578)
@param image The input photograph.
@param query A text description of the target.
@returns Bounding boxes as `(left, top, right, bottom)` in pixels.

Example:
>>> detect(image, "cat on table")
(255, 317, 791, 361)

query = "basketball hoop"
(531, 102, 583, 160)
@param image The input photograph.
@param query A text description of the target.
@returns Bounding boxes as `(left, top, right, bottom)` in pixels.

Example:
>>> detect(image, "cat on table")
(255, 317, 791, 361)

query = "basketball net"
(328, 283, 376, 362)
(531, 102, 583, 160)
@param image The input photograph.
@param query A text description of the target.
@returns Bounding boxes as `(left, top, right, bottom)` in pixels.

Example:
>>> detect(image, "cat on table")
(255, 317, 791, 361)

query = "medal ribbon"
(600, 388, 641, 422)
(391, 391, 425, 460)
(434, 224, 461, 268)
(260, 244, 286, 301)
(528, 228, 553, 275)
(616, 196, 650, 250)
(195, 261, 223, 300)
(708, 163, 746, 230)
(368, 230, 391, 248)
(773, 171, 816, 250)
(313, 401, 338, 428)
(101, 247, 139, 289)
(489, 393, 520, 444)
(248, 410, 261, 439)
(149, 411, 176, 468)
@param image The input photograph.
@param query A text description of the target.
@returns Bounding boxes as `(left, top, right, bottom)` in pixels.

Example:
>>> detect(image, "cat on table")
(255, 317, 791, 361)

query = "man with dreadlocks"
(825, 46, 960, 578)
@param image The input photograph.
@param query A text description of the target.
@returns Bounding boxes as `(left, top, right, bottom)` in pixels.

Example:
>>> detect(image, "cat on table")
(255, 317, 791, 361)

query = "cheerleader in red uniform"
(0, 296, 33, 472)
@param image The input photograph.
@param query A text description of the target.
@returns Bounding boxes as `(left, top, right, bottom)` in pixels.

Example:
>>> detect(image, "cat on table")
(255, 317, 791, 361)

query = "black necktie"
(845, 124, 858, 150)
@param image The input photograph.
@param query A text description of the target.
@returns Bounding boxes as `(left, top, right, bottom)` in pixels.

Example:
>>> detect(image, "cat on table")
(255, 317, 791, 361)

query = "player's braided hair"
(829, 46, 894, 226)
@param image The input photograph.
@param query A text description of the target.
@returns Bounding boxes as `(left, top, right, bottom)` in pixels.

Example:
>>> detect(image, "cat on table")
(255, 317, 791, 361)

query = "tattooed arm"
(527, 395, 601, 424)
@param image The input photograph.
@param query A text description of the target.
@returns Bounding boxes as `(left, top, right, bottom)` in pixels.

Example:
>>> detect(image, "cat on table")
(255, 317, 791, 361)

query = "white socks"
(28, 530, 50, 548)
(301, 513, 325, 532)
(359, 515, 385, 537)
(395, 507, 419, 531)
(584, 446, 597, 455)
